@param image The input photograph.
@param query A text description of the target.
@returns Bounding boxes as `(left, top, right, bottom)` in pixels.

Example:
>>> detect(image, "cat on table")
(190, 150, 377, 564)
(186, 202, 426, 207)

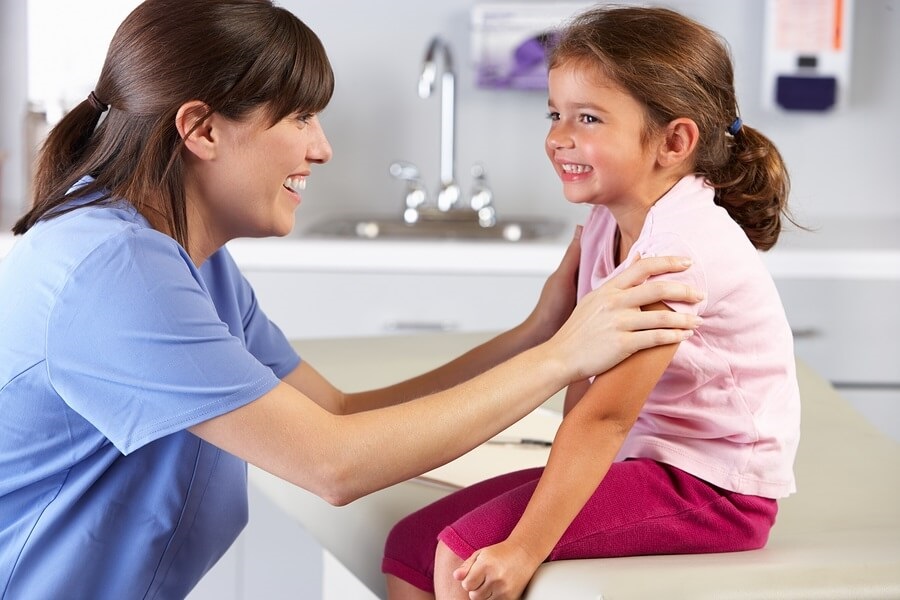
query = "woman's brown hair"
(550, 6, 792, 251)
(13, 0, 334, 250)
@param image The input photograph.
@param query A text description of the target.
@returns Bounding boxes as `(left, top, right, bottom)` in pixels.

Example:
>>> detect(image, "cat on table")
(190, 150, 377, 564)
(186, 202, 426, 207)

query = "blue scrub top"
(0, 185, 300, 599)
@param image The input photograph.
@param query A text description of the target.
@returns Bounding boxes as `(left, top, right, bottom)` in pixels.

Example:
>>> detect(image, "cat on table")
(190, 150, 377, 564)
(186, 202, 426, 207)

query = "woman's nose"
(307, 116, 333, 164)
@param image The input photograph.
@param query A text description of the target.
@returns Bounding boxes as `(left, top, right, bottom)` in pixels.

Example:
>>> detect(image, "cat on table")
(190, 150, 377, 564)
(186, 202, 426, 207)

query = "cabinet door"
(775, 278, 900, 385)
(243, 269, 546, 339)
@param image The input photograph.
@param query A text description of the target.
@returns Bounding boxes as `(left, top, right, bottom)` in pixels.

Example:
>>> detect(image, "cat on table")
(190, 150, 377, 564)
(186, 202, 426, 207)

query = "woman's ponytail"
(13, 96, 108, 235)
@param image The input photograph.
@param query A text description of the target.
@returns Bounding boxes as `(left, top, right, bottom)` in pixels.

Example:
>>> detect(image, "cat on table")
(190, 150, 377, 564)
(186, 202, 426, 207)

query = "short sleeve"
(200, 248, 300, 379)
(46, 230, 282, 455)
(630, 231, 709, 316)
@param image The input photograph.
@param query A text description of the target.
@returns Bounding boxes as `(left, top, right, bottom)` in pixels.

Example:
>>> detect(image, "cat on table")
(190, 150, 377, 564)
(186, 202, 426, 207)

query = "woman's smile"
(283, 175, 308, 204)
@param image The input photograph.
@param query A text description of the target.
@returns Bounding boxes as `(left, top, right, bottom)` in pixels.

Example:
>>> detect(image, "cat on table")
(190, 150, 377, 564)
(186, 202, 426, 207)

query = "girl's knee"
(434, 540, 459, 573)
(433, 541, 465, 599)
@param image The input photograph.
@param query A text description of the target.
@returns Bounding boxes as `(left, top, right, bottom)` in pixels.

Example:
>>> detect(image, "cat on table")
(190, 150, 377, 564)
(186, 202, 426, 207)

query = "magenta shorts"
(382, 458, 777, 593)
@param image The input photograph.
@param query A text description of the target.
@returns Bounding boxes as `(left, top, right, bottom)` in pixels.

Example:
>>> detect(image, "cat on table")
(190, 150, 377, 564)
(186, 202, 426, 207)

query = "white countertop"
(2, 216, 899, 280)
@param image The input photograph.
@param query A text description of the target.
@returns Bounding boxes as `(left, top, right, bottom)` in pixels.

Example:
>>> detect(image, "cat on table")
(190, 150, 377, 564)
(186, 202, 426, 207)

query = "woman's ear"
(176, 101, 216, 160)
(658, 118, 699, 168)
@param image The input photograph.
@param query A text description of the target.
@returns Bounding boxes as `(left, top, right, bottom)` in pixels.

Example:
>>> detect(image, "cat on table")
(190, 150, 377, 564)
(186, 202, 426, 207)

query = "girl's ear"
(658, 117, 699, 168)
(176, 101, 216, 160)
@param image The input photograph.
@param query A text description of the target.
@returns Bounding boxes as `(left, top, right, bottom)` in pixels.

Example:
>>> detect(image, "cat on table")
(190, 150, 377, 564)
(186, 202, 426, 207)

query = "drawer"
(775, 278, 900, 385)
(243, 269, 546, 340)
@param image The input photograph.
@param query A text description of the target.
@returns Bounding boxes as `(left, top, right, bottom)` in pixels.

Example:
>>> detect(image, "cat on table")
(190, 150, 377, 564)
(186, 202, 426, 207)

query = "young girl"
(0, 1, 704, 597)
(382, 6, 801, 600)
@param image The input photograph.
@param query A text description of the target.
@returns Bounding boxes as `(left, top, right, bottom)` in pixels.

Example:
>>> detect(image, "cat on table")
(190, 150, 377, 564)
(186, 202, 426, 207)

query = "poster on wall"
(762, 0, 855, 111)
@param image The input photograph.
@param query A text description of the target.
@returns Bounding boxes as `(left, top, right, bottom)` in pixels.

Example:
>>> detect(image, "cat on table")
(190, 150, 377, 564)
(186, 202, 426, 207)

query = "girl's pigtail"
(709, 122, 792, 251)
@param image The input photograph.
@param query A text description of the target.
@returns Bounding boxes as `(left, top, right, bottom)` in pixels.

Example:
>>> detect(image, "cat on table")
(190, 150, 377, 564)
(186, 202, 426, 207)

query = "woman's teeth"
(284, 176, 307, 194)
(561, 163, 592, 174)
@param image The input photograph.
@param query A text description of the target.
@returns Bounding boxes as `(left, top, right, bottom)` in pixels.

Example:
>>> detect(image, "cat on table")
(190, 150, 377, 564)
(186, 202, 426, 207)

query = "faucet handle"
(390, 161, 422, 183)
(469, 163, 496, 227)
(390, 161, 427, 223)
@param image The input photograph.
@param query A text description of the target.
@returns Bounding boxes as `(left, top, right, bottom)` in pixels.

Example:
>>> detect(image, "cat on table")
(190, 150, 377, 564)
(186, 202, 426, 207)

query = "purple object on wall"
(477, 31, 559, 90)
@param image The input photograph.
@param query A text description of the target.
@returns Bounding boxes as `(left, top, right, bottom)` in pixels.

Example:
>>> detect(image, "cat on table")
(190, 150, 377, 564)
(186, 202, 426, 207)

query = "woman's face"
(545, 63, 659, 210)
(187, 106, 332, 247)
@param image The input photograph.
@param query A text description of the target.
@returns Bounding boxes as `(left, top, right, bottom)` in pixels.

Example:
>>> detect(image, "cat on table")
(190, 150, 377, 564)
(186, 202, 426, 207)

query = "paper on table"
(417, 407, 562, 489)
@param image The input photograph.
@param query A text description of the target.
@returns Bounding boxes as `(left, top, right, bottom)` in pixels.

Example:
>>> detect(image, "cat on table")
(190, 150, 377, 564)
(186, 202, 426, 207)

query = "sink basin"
(305, 216, 565, 242)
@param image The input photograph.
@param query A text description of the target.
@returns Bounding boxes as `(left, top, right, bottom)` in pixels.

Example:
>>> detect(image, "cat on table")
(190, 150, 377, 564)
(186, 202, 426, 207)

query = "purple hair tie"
(727, 117, 742, 136)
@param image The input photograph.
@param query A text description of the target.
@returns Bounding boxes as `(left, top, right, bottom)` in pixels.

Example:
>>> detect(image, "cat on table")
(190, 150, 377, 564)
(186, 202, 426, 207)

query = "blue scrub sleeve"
(201, 247, 300, 379)
(46, 230, 285, 455)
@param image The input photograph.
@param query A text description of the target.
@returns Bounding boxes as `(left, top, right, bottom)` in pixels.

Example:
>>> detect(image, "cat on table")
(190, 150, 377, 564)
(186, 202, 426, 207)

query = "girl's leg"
(388, 458, 777, 597)
(386, 574, 435, 600)
(544, 458, 777, 560)
(383, 468, 545, 597)
(437, 458, 777, 565)
(433, 541, 471, 600)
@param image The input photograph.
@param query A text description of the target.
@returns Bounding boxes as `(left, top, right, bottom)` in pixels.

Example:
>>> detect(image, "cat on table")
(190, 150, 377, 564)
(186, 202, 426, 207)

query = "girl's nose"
(546, 129, 573, 150)
(307, 116, 333, 164)
(545, 121, 574, 150)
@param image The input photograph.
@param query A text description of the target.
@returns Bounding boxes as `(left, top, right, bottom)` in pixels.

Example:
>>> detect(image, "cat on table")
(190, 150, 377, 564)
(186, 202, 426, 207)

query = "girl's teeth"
(284, 176, 307, 193)
(561, 163, 592, 174)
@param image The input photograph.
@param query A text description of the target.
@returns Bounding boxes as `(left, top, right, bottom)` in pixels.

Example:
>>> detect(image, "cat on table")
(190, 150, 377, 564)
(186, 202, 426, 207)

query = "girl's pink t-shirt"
(578, 175, 800, 498)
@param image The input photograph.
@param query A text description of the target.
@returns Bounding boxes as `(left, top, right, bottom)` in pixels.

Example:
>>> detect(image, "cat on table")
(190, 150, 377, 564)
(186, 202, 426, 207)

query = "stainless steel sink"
(304, 216, 565, 242)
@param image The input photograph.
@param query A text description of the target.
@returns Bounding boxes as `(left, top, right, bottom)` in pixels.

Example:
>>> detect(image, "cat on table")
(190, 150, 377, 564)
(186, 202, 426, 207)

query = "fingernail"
(680, 258, 693, 267)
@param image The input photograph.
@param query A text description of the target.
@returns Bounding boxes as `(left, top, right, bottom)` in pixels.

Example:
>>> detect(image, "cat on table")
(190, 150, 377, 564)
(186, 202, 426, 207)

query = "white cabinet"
(776, 278, 900, 386)
(187, 484, 324, 600)
(243, 262, 900, 444)
(775, 277, 900, 441)
(243, 269, 547, 340)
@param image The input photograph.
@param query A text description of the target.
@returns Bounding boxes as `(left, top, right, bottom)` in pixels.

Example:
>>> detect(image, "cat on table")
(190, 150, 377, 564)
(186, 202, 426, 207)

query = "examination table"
(250, 332, 900, 599)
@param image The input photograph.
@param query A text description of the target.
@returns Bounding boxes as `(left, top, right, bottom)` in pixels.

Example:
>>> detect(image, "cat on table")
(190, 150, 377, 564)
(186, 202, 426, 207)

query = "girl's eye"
(579, 113, 599, 124)
(546, 111, 560, 121)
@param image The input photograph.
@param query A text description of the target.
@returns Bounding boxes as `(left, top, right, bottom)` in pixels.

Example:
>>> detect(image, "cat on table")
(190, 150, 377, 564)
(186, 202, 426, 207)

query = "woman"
(0, 1, 702, 598)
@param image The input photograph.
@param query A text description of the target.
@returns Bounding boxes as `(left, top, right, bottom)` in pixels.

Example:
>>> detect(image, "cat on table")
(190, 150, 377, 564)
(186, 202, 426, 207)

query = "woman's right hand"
(546, 256, 703, 381)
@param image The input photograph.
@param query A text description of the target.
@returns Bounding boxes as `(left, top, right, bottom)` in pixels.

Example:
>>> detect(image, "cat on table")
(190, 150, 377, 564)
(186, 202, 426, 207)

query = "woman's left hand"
(453, 540, 542, 600)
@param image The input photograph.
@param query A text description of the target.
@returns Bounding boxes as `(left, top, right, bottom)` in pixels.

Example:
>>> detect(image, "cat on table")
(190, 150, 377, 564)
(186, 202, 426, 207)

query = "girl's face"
(545, 63, 660, 211)
(188, 106, 332, 248)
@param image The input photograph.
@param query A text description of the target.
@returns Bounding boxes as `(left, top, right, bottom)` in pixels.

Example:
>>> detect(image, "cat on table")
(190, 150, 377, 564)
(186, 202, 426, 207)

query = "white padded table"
(250, 332, 900, 599)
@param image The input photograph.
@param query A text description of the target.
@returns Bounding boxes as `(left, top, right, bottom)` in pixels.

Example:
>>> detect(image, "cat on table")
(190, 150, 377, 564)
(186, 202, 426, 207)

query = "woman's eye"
(294, 113, 313, 125)
(546, 111, 560, 121)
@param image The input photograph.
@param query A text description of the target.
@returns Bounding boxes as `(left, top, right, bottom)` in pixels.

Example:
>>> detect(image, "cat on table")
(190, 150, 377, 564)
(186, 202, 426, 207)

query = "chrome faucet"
(418, 36, 461, 213)
(390, 37, 496, 226)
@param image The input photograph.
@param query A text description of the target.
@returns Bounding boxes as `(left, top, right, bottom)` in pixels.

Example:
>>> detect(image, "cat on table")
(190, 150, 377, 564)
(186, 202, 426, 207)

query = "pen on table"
(486, 437, 553, 447)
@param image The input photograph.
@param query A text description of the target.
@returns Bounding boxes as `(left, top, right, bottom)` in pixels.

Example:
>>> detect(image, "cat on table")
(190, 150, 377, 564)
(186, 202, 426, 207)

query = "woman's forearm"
(193, 339, 570, 506)
(342, 320, 543, 413)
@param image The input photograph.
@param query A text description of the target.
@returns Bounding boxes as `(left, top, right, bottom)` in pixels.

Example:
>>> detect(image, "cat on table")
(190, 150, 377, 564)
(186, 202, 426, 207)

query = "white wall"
(2, 1, 899, 228)
(272, 0, 900, 228)
(0, 0, 27, 225)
